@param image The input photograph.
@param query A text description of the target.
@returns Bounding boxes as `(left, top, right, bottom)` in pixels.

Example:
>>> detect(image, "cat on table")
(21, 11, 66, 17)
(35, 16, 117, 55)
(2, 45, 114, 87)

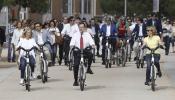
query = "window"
(80, 0, 91, 14)
(63, 0, 68, 13)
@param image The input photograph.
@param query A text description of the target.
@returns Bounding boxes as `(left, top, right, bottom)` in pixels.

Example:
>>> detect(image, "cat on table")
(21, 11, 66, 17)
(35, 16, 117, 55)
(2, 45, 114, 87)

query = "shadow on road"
(85, 85, 106, 91)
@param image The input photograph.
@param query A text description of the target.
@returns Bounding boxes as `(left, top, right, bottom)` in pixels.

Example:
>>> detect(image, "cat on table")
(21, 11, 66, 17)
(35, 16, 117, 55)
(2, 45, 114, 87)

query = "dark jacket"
(147, 19, 163, 34)
(133, 23, 147, 39)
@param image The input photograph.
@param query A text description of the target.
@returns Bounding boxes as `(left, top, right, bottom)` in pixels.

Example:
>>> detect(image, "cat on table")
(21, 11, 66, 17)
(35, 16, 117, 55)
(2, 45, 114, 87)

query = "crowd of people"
(0, 13, 175, 87)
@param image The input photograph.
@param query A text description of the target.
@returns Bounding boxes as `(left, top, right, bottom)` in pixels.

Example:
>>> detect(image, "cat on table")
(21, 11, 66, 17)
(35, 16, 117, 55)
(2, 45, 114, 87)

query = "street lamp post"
(124, 0, 127, 16)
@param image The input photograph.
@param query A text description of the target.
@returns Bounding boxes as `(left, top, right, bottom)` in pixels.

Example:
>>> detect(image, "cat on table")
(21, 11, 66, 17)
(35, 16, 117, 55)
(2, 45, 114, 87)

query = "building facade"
(51, 0, 102, 19)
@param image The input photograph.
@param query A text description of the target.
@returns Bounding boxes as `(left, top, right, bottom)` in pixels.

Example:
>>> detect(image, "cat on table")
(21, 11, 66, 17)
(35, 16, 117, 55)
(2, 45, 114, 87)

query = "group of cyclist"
(5, 13, 175, 88)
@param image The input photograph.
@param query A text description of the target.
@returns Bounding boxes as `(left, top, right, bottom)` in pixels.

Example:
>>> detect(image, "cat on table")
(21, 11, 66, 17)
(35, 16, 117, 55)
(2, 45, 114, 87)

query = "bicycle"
(136, 37, 145, 69)
(104, 37, 113, 68)
(145, 46, 163, 91)
(17, 46, 37, 92)
(68, 48, 74, 71)
(37, 42, 51, 83)
(116, 38, 127, 67)
(73, 46, 92, 91)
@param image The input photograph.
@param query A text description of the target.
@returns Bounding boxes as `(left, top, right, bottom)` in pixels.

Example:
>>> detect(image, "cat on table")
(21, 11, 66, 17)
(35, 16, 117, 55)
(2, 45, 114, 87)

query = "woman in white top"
(11, 21, 23, 62)
(48, 20, 60, 66)
(16, 27, 38, 84)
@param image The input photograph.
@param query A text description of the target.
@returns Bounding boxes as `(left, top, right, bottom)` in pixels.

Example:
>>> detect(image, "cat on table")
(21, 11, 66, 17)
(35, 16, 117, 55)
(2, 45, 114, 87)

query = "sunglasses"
(35, 25, 40, 27)
(147, 30, 153, 32)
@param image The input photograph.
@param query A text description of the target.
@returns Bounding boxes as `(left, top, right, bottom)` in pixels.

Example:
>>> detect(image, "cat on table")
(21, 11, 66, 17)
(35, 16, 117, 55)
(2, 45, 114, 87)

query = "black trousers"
(63, 37, 71, 64)
(94, 34, 100, 55)
(58, 44, 63, 63)
(73, 50, 93, 81)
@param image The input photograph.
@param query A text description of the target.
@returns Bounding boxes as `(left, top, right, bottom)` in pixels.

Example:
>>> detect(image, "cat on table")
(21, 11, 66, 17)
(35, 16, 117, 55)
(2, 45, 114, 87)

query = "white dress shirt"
(70, 32, 95, 49)
(11, 28, 23, 46)
(139, 24, 143, 36)
(48, 27, 60, 44)
(61, 24, 79, 38)
(106, 25, 111, 37)
(17, 38, 38, 58)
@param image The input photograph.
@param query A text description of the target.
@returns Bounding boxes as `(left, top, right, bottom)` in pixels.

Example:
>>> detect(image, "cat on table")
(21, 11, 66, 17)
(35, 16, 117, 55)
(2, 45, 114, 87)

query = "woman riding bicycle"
(16, 27, 38, 85)
(142, 26, 163, 85)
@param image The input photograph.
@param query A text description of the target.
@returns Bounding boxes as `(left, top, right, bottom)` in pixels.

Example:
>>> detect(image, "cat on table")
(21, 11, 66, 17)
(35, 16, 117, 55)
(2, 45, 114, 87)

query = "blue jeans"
(50, 44, 57, 64)
(20, 56, 35, 78)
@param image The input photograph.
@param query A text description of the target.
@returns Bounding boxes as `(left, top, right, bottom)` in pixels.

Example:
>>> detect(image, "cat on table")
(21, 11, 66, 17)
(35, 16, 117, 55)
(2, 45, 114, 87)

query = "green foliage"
(100, 0, 175, 17)
(30, 0, 49, 13)
(0, 0, 49, 14)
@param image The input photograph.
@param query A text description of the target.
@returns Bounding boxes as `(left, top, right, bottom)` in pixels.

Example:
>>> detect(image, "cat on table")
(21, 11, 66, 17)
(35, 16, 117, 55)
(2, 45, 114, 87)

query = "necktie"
(80, 35, 84, 49)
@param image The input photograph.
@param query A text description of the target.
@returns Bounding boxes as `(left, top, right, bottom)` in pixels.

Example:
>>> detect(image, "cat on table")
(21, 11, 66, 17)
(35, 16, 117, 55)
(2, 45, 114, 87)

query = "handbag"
(55, 32, 64, 45)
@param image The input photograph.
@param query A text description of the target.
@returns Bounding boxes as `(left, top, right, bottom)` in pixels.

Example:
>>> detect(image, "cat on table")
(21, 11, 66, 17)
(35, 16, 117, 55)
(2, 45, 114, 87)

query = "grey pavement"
(0, 50, 175, 100)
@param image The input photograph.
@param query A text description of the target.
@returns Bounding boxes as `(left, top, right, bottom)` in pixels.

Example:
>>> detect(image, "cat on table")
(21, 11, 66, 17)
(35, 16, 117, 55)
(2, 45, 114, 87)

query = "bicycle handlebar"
(37, 41, 51, 47)
(16, 46, 38, 53)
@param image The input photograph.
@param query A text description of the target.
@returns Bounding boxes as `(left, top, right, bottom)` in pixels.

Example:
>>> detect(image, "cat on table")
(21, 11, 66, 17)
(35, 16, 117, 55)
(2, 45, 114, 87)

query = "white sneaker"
(19, 79, 24, 85)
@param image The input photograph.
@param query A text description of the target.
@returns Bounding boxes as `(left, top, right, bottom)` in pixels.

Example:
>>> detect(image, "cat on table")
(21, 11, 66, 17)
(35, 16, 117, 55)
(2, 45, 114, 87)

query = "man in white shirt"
(61, 16, 79, 65)
(33, 22, 52, 79)
(70, 22, 95, 86)
(11, 22, 23, 62)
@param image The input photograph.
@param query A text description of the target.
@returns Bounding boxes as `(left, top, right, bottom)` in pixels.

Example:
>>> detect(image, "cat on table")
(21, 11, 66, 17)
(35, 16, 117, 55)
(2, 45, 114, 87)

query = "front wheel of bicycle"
(26, 65, 31, 92)
(79, 65, 85, 91)
(40, 61, 46, 83)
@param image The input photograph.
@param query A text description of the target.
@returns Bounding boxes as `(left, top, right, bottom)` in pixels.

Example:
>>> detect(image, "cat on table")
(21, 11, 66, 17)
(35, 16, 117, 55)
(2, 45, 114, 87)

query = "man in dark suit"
(57, 17, 68, 65)
(90, 18, 101, 56)
(0, 27, 6, 61)
(147, 14, 163, 37)
(132, 17, 147, 62)
(100, 18, 117, 65)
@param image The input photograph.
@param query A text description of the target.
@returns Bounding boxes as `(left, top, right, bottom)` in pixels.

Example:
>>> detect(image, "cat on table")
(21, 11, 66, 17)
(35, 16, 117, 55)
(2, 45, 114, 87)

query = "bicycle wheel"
(136, 50, 140, 68)
(126, 45, 129, 62)
(79, 65, 85, 91)
(122, 48, 126, 67)
(105, 60, 109, 68)
(141, 59, 144, 68)
(151, 66, 155, 91)
(116, 50, 120, 66)
(26, 65, 31, 92)
(128, 44, 132, 62)
(93, 48, 95, 63)
(43, 60, 48, 82)
(69, 60, 73, 71)
(40, 60, 45, 83)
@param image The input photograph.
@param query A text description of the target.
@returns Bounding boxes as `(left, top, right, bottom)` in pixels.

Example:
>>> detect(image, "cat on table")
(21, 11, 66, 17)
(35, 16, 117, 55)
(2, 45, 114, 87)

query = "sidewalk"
(0, 48, 16, 68)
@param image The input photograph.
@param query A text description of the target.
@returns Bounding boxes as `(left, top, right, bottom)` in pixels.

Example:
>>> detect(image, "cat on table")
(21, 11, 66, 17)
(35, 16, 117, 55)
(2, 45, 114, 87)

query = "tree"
(100, 0, 175, 17)
(29, 0, 49, 14)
